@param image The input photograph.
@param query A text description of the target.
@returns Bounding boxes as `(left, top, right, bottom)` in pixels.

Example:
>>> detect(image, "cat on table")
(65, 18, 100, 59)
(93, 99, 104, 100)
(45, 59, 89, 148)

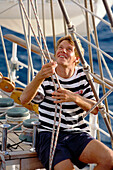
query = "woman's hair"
(56, 35, 84, 65)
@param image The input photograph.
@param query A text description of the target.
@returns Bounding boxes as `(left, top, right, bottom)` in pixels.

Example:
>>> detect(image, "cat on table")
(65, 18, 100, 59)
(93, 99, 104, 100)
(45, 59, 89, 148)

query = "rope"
(49, 104, 62, 170)
(71, 0, 111, 27)
(0, 27, 11, 80)
(29, 1, 63, 168)
(83, 87, 113, 118)
(18, 1, 34, 79)
(7, 139, 27, 150)
(78, 0, 113, 81)
(19, 1, 63, 169)
(74, 30, 113, 62)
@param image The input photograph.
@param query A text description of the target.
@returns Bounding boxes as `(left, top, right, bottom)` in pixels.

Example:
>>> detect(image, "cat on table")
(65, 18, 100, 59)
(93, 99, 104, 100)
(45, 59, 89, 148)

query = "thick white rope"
(49, 104, 62, 170)
(74, 30, 113, 62)
(72, 0, 111, 27)
(0, 27, 11, 80)
(19, 1, 63, 169)
(78, 0, 113, 81)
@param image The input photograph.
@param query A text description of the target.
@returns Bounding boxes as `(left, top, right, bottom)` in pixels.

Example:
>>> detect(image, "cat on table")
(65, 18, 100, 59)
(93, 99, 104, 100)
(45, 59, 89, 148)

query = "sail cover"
(0, 0, 113, 36)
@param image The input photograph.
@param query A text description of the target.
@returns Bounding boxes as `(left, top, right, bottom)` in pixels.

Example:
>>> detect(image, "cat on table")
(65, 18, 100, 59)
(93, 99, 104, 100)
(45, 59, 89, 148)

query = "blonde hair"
(56, 35, 84, 65)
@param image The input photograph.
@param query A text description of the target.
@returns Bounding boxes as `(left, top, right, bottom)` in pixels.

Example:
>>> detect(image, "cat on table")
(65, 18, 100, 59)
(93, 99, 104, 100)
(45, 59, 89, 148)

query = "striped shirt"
(34, 66, 95, 133)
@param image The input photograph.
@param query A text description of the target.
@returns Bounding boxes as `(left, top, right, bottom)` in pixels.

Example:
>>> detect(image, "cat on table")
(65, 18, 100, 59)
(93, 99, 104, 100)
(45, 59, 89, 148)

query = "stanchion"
(30, 121, 40, 152)
(0, 124, 11, 155)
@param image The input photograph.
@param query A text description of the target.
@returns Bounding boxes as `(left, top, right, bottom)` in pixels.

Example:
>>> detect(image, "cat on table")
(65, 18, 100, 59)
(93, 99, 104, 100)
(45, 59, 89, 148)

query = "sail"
(0, 0, 113, 36)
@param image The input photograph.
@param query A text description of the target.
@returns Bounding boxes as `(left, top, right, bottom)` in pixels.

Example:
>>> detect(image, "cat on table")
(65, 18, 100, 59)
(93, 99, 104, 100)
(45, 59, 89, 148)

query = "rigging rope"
(78, 0, 113, 80)
(71, 0, 111, 27)
(19, 0, 64, 169)
(74, 30, 113, 61)
(0, 27, 11, 80)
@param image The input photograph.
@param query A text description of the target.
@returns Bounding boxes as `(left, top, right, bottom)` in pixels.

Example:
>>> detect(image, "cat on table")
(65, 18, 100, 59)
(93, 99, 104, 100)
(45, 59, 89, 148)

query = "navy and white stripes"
(34, 66, 95, 133)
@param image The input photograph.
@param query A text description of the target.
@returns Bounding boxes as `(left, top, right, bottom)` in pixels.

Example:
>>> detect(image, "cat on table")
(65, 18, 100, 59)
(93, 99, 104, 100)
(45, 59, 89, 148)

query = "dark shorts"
(36, 131, 94, 170)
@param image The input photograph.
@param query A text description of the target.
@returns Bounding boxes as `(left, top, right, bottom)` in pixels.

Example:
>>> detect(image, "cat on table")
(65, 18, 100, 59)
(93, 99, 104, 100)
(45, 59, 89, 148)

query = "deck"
(0, 121, 45, 170)
(0, 95, 44, 170)
(0, 119, 94, 170)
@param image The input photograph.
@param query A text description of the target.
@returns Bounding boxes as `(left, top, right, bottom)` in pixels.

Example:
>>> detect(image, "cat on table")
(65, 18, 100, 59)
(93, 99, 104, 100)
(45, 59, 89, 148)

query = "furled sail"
(0, 0, 113, 36)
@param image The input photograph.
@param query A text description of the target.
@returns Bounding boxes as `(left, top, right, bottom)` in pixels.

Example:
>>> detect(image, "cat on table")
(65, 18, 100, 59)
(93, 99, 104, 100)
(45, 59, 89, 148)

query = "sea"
(0, 7, 113, 149)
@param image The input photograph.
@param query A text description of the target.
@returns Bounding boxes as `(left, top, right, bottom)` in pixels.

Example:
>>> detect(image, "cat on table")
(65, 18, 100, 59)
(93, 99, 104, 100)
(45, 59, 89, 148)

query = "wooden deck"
(0, 120, 93, 170)
(0, 108, 44, 170)
(0, 150, 44, 170)
(0, 129, 44, 170)
(0, 130, 95, 170)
